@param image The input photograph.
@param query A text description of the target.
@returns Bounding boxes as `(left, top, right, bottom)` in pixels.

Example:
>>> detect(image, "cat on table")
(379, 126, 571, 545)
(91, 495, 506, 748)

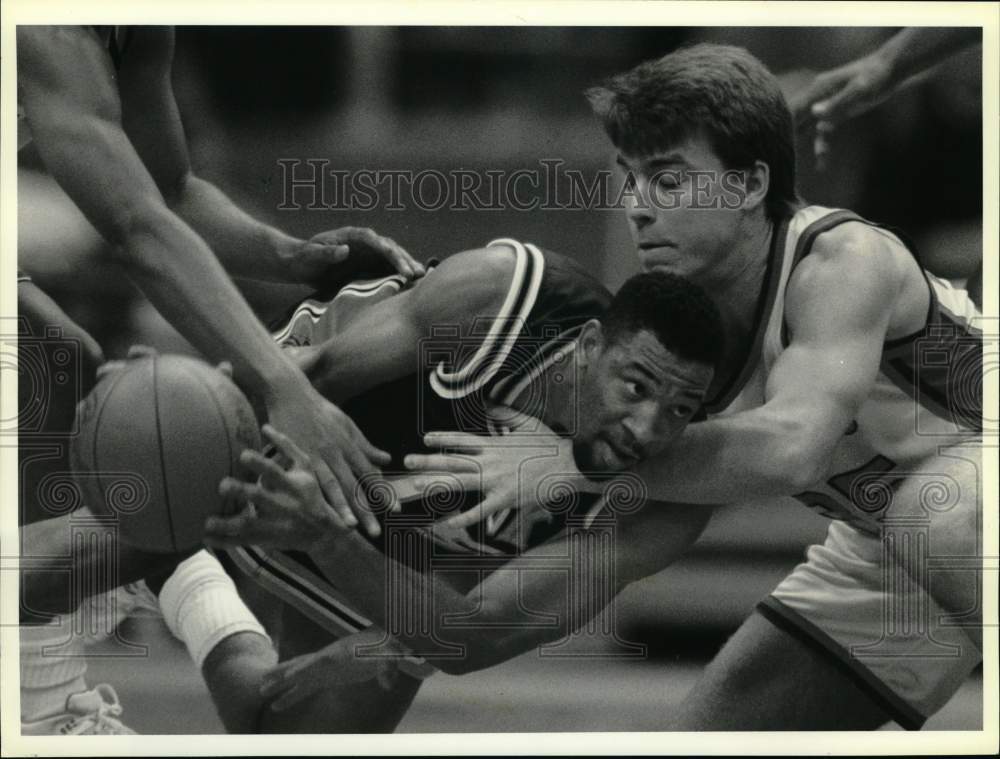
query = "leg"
(883, 448, 982, 650)
(20, 511, 184, 624)
(670, 610, 892, 730)
(691, 519, 982, 730)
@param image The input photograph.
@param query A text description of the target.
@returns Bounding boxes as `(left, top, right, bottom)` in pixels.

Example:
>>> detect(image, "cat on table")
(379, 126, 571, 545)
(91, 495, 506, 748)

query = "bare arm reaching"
(790, 27, 982, 168)
(17, 25, 392, 528)
(204, 426, 711, 679)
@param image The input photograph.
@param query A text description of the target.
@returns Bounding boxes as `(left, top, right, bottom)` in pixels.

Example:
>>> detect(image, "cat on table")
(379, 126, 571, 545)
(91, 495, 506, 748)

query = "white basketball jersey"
(707, 206, 983, 532)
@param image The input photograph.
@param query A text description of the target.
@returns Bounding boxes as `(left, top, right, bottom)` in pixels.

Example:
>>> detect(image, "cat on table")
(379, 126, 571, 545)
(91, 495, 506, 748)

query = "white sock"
(158, 550, 270, 670)
(20, 621, 89, 722)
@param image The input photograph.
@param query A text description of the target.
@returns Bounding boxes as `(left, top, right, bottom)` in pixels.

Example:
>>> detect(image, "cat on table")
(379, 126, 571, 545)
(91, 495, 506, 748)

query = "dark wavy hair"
(587, 43, 799, 222)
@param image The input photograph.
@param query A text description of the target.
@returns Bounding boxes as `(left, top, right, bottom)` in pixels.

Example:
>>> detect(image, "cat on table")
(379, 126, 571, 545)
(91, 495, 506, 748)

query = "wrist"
(873, 37, 905, 84)
(259, 361, 315, 408)
(269, 233, 306, 282)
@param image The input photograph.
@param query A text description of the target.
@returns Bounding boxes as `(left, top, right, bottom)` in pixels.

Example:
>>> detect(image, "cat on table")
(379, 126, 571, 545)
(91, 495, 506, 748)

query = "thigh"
(19, 510, 183, 623)
(756, 520, 980, 727)
(670, 610, 891, 730)
(257, 603, 422, 734)
(885, 446, 982, 647)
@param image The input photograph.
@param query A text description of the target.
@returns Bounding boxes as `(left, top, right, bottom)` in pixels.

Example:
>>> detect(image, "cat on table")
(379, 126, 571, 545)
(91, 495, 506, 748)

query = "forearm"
(878, 27, 981, 85)
(629, 407, 830, 505)
(24, 102, 308, 401)
(308, 531, 504, 673)
(171, 174, 302, 282)
(116, 204, 309, 400)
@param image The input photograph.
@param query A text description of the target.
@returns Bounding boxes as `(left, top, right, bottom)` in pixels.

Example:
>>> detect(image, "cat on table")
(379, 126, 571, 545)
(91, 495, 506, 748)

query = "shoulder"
(16, 27, 120, 116)
(437, 243, 519, 280)
(409, 244, 519, 325)
(17, 26, 103, 74)
(424, 243, 518, 298)
(786, 220, 905, 321)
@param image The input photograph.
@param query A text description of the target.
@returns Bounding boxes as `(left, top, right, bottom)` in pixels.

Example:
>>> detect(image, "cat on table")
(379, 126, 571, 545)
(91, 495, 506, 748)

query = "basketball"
(70, 353, 261, 553)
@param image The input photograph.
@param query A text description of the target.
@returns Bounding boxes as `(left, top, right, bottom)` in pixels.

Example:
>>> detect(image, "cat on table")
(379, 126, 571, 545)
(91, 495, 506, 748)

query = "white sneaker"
(21, 683, 137, 735)
(119, 580, 162, 618)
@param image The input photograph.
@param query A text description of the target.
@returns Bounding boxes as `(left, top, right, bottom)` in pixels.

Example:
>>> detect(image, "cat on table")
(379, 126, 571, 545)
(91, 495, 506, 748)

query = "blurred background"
(17, 26, 983, 731)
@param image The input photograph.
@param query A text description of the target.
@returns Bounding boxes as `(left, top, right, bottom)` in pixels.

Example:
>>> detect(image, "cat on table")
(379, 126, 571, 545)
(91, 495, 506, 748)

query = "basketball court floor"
(83, 604, 982, 734)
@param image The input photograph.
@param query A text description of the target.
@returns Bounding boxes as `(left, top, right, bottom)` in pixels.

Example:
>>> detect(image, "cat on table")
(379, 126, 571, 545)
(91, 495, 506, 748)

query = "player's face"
(574, 327, 712, 473)
(615, 135, 747, 283)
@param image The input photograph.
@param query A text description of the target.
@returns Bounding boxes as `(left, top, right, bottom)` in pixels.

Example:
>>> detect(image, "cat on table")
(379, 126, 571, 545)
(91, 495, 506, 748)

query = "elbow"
(102, 201, 177, 275)
(776, 423, 834, 493)
(161, 169, 196, 210)
(782, 453, 828, 493)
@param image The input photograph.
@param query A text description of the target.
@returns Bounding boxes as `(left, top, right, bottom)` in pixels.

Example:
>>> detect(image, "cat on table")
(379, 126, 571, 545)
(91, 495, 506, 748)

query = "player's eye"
(669, 404, 694, 419)
(655, 171, 682, 190)
(623, 380, 643, 398)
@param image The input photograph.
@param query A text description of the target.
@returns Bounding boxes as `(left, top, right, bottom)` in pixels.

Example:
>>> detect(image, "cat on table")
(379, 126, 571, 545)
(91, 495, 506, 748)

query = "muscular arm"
(626, 225, 905, 504)
(112, 27, 304, 282)
(17, 25, 306, 398)
(306, 502, 710, 675)
(294, 245, 516, 403)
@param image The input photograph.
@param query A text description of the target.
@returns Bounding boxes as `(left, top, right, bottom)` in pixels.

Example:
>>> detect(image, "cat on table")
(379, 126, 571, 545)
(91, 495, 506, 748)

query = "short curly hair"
(587, 43, 799, 222)
(602, 271, 724, 370)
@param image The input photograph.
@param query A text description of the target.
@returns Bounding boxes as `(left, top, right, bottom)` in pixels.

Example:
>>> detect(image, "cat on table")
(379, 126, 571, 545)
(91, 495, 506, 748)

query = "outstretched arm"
(17, 26, 392, 532)
(624, 226, 899, 503)
(412, 223, 907, 529)
(18, 26, 291, 389)
(792, 27, 981, 127)
(205, 426, 712, 676)
(115, 27, 422, 286)
(790, 27, 981, 167)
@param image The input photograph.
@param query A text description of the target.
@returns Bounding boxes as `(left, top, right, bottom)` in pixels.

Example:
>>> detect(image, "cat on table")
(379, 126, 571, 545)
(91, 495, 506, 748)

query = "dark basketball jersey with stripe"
(342, 238, 610, 555)
(230, 239, 611, 664)
(706, 206, 983, 533)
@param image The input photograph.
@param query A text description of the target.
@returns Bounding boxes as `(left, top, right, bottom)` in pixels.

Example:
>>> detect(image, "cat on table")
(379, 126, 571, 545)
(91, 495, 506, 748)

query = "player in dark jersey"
(202, 238, 724, 732)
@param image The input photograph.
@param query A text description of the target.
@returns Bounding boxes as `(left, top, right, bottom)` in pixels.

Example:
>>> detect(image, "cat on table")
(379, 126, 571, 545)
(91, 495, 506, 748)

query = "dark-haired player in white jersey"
(404, 44, 985, 730)
(16, 25, 420, 734)
(202, 238, 723, 732)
